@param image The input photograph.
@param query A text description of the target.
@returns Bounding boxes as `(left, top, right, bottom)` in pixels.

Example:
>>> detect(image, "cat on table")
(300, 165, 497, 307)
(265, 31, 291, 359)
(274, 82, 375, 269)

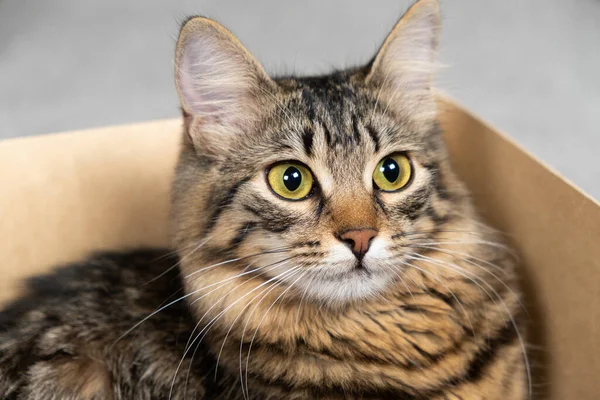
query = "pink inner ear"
(373, 3, 439, 95)
(177, 36, 248, 123)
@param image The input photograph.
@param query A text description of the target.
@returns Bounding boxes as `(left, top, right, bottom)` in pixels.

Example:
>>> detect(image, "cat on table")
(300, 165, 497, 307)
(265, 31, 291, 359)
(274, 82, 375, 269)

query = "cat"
(0, 0, 529, 398)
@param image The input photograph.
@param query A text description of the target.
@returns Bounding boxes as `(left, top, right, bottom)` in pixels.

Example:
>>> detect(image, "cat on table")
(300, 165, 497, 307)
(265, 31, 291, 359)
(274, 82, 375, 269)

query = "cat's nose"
(339, 228, 378, 260)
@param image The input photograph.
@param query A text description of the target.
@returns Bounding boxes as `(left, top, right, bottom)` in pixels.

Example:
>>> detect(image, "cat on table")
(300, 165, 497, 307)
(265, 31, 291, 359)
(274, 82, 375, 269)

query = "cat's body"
(0, 245, 525, 400)
(0, 251, 211, 399)
(0, 1, 529, 398)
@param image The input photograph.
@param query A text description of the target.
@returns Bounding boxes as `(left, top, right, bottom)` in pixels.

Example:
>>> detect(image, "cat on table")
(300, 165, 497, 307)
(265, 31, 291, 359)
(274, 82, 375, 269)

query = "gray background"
(1, 0, 599, 199)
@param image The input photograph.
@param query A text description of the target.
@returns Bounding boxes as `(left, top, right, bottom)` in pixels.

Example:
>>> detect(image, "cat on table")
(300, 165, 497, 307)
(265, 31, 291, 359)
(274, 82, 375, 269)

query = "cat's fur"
(0, 0, 528, 399)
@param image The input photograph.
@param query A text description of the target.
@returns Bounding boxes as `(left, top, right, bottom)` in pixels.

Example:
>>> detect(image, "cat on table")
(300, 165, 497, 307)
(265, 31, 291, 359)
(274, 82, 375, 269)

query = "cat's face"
(172, 0, 467, 305)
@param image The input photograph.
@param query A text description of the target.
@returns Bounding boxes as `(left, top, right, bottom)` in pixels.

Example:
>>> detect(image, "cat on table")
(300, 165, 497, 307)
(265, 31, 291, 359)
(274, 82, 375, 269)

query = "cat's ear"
(366, 0, 440, 120)
(175, 17, 273, 142)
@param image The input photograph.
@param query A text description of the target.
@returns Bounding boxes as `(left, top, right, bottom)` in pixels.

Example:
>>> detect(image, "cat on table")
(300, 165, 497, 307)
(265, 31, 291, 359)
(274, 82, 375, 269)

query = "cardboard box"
(1, 97, 598, 398)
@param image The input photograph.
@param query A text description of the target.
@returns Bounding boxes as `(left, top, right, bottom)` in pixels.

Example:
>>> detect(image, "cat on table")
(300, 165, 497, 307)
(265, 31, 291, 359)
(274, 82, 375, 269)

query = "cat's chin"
(289, 266, 394, 305)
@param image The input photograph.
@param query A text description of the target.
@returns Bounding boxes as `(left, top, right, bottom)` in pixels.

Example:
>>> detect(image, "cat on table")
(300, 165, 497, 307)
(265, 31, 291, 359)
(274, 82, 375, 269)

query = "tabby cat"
(0, 0, 529, 398)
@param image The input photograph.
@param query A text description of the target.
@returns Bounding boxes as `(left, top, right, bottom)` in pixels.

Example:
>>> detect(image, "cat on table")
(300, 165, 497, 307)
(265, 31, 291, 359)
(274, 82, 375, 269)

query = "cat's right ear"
(175, 17, 273, 148)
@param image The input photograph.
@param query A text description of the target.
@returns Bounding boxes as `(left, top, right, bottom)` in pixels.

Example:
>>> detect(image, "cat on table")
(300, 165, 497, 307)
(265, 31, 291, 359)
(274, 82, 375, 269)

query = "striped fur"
(171, 0, 529, 398)
(0, 0, 528, 398)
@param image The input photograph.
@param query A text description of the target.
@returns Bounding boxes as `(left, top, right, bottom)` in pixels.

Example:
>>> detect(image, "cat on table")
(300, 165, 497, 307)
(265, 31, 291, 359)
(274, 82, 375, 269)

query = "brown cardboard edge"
(438, 93, 599, 207)
(437, 94, 600, 399)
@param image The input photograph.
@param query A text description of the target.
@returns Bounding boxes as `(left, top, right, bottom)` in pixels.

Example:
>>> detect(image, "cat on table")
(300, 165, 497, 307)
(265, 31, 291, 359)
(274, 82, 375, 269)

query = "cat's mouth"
(353, 261, 372, 276)
(289, 258, 393, 304)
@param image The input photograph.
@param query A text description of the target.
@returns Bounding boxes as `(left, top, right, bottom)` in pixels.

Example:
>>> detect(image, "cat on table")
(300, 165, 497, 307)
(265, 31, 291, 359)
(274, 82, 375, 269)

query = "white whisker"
(244, 269, 308, 396)
(169, 266, 300, 400)
(406, 252, 532, 396)
(143, 236, 212, 286)
(399, 259, 476, 338)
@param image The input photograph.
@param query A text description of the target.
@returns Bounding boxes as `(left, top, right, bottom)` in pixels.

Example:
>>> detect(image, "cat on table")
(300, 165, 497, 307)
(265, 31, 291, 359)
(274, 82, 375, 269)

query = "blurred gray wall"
(0, 0, 599, 199)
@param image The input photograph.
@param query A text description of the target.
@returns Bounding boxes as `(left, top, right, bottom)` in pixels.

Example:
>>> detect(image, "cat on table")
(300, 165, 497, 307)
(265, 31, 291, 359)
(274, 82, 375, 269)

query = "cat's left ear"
(175, 17, 274, 145)
(366, 0, 440, 120)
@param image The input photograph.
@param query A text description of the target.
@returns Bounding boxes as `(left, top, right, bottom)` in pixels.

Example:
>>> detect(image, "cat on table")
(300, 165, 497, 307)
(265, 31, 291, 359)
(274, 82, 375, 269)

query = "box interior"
(439, 97, 600, 399)
(1, 98, 598, 398)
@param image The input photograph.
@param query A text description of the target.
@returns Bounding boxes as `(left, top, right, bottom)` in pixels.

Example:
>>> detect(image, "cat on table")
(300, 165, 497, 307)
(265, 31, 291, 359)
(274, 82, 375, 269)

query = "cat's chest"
(201, 294, 471, 398)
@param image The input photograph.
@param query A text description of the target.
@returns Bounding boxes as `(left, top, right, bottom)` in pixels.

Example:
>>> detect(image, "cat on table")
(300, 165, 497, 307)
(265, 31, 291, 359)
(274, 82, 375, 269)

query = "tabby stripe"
(295, 240, 320, 248)
(247, 371, 418, 400)
(400, 304, 439, 314)
(425, 203, 449, 224)
(366, 123, 380, 152)
(301, 88, 316, 120)
(245, 328, 452, 371)
(389, 187, 430, 221)
(243, 204, 293, 233)
(408, 341, 438, 364)
(421, 162, 439, 172)
(425, 288, 456, 308)
(428, 167, 453, 201)
(390, 228, 436, 240)
(229, 221, 258, 249)
(301, 128, 314, 156)
(322, 123, 333, 147)
(315, 197, 325, 219)
(246, 336, 395, 366)
(204, 177, 251, 234)
(448, 317, 520, 386)
(394, 324, 456, 366)
(374, 195, 389, 216)
(351, 114, 362, 144)
(395, 324, 443, 342)
(367, 314, 388, 331)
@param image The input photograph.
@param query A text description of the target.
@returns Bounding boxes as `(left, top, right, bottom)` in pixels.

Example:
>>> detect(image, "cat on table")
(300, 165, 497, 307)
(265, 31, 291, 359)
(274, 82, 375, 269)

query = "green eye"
(373, 153, 412, 192)
(267, 162, 314, 200)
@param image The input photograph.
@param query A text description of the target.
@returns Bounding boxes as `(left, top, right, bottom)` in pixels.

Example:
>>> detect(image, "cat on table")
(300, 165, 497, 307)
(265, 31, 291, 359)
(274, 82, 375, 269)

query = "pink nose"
(340, 228, 378, 259)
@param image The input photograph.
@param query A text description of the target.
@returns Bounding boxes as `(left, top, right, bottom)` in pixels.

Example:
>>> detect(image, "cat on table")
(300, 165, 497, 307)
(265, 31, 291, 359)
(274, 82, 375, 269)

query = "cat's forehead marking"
(294, 78, 375, 151)
(271, 74, 425, 195)
(269, 75, 382, 195)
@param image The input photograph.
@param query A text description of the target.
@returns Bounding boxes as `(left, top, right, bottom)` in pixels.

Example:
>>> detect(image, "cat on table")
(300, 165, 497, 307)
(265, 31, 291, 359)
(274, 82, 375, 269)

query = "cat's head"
(171, 0, 472, 305)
